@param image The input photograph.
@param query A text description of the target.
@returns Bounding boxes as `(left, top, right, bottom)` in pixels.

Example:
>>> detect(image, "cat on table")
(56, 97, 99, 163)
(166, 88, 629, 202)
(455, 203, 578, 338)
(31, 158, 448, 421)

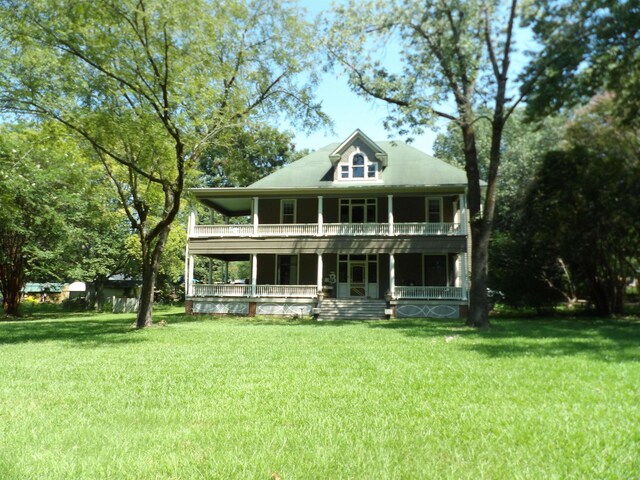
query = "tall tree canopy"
(0, 123, 101, 314)
(327, 0, 525, 327)
(519, 96, 640, 315)
(0, 0, 327, 327)
(521, 0, 640, 123)
(199, 125, 306, 188)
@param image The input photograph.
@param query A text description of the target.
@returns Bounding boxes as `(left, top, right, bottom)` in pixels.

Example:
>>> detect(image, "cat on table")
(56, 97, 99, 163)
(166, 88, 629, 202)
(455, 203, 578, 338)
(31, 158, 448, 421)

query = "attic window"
(340, 152, 378, 180)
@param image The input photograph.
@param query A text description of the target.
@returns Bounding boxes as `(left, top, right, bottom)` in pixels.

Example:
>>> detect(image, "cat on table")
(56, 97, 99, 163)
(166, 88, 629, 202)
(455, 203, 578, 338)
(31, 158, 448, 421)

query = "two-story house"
(185, 129, 470, 320)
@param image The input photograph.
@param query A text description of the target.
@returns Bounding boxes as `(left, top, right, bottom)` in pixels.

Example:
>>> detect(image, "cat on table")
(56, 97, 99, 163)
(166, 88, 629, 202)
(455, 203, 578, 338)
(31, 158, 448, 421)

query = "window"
(339, 151, 379, 180)
(424, 255, 449, 286)
(280, 199, 296, 224)
(340, 198, 377, 223)
(427, 197, 443, 223)
(277, 255, 298, 285)
(352, 154, 365, 178)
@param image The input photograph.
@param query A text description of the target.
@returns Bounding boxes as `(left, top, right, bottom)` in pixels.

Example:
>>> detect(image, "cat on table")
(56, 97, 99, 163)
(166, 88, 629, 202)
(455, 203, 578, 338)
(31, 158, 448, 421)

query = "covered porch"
(185, 252, 468, 302)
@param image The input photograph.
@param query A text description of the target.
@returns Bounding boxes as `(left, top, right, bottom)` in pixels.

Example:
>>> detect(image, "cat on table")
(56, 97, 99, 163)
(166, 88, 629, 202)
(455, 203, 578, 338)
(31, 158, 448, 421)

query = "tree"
(327, 0, 526, 327)
(0, 0, 327, 327)
(521, 0, 640, 123)
(434, 108, 568, 309)
(520, 96, 640, 315)
(0, 123, 89, 315)
(433, 108, 565, 231)
(199, 124, 308, 187)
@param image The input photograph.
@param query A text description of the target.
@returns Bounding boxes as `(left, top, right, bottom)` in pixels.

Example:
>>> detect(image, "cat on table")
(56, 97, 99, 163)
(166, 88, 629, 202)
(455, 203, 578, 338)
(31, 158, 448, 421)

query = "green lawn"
(1, 309, 639, 479)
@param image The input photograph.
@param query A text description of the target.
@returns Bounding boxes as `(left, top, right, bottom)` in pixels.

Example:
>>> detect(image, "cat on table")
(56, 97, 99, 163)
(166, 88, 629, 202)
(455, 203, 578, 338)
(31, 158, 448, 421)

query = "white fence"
(191, 222, 464, 238)
(394, 286, 465, 300)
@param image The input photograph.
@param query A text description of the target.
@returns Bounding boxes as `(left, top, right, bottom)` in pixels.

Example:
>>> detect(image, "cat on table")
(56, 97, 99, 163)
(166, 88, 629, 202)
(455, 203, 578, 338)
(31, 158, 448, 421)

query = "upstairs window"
(427, 197, 443, 223)
(280, 199, 296, 224)
(340, 152, 378, 180)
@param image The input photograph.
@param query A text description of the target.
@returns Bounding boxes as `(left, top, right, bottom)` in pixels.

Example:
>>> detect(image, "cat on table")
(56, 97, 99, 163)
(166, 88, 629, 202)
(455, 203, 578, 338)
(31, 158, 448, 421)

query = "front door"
(349, 262, 366, 297)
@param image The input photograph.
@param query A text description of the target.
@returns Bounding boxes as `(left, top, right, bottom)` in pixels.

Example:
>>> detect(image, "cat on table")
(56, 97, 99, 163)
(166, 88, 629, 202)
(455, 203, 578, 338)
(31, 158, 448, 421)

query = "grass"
(1, 309, 639, 479)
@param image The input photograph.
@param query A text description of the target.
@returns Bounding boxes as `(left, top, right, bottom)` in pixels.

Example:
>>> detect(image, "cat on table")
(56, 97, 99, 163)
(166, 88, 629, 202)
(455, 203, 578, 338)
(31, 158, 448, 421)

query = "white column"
(317, 196, 324, 236)
(184, 243, 190, 297)
(459, 193, 467, 234)
(389, 253, 396, 298)
(317, 253, 323, 293)
(461, 253, 468, 300)
(251, 254, 257, 297)
(388, 194, 394, 235)
(188, 210, 196, 237)
(188, 255, 195, 297)
(252, 197, 259, 235)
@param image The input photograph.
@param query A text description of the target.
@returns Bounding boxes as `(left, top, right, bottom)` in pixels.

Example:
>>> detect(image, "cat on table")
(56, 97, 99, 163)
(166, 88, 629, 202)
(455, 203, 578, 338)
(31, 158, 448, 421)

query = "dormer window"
(340, 152, 378, 180)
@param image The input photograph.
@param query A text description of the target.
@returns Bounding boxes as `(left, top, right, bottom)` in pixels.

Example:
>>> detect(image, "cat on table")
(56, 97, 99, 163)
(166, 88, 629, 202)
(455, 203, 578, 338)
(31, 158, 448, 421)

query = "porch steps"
(317, 299, 387, 321)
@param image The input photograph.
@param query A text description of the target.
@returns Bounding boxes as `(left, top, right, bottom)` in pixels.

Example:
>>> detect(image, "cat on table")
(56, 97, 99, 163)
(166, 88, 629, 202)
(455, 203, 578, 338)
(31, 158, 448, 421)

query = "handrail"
(394, 286, 464, 300)
(190, 284, 317, 298)
(191, 222, 465, 238)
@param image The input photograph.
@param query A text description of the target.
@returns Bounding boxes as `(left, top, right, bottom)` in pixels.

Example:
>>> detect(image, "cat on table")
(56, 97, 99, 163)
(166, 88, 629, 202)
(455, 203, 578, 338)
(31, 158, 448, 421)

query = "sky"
(292, 1, 440, 155)
(291, 0, 536, 156)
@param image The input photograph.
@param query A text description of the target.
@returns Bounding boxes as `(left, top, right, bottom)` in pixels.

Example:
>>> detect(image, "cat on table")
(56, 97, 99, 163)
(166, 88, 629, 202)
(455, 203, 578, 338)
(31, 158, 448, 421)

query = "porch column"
(388, 194, 394, 235)
(317, 253, 323, 293)
(223, 215, 229, 284)
(389, 253, 396, 298)
(317, 195, 324, 236)
(461, 253, 468, 300)
(459, 193, 467, 234)
(188, 209, 196, 237)
(252, 197, 259, 236)
(251, 254, 257, 297)
(188, 254, 195, 297)
(184, 243, 190, 297)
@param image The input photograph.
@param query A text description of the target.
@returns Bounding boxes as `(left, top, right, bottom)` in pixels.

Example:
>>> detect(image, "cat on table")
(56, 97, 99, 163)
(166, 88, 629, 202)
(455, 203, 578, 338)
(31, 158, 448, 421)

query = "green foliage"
(0, 0, 328, 325)
(519, 96, 640, 315)
(0, 123, 89, 313)
(522, 0, 640, 123)
(433, 109, 566, 229)
(199, 125, 306, 187)
(1, 313, 639, 477)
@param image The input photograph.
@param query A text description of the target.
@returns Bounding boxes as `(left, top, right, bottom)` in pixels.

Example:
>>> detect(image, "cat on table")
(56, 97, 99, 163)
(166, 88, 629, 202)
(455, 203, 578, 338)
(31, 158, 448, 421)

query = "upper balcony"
(189, 222, 465, 239)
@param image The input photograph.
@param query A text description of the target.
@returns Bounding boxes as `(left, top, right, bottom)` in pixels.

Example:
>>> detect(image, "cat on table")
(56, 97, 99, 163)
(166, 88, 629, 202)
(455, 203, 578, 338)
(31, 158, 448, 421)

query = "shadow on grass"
(368, 317, 640, 363)
(0, 315, 142, 347)
(0, 308, 212, 347)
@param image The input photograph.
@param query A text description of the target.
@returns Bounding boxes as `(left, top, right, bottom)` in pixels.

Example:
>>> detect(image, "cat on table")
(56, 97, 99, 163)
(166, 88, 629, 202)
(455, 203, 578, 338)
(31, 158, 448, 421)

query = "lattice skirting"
(193, 301, 249, 315)
(257, 303, 314, 316)
(395, 304, 460, 318)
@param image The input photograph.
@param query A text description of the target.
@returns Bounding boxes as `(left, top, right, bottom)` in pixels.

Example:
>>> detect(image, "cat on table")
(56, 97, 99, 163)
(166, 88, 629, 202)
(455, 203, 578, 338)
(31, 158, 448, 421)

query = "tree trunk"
(467, 219, 491, 328)
(92, 275, 106, 312)
(136, 260, 158, 328)
(134, 225, 171, 329)
(3, 286, 22, 316)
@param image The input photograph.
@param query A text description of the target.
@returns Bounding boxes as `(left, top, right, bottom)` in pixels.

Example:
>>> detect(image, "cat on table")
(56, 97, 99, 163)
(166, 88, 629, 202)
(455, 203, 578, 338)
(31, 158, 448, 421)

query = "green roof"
(249, 141, 468, 189)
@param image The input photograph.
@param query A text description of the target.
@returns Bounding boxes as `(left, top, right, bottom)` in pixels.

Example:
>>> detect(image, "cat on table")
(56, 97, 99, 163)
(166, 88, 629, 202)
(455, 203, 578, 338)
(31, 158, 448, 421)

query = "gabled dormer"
(329, 129, 388, 182)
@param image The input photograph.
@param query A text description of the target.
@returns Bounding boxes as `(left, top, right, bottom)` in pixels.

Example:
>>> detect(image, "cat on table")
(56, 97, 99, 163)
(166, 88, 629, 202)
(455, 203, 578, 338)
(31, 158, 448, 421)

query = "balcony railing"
(394, 286, 465, 300)
(190, 284, 465, 300)
(191, 222, 464, 238)
(191, 284, 318, 298)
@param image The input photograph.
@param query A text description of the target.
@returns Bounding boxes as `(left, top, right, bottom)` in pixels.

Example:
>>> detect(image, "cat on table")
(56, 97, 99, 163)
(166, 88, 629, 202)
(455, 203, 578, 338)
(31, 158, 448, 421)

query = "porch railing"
(192, 284, 251, 297)
(256, 285, 317, 298)
(190, 284, 317, 298)
(191, 222, 464, 238)
(394, 286, 465, 300)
